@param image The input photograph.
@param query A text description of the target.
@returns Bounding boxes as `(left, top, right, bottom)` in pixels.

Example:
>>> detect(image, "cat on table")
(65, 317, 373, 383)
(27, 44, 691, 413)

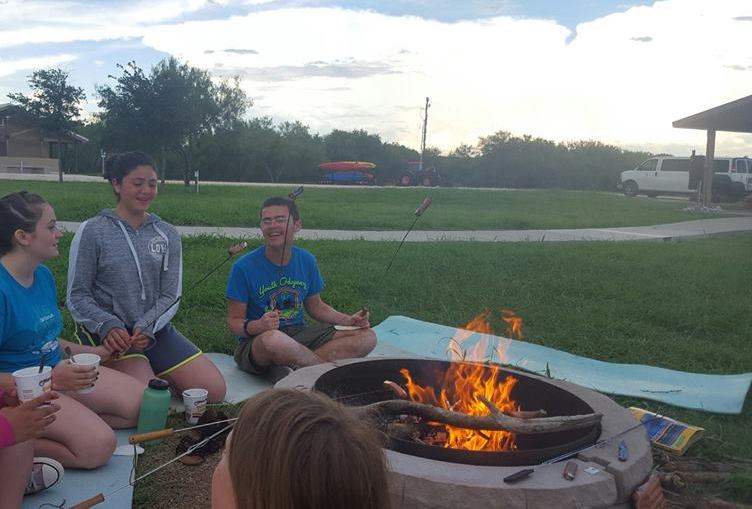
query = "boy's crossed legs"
(235, 324, 377, 374)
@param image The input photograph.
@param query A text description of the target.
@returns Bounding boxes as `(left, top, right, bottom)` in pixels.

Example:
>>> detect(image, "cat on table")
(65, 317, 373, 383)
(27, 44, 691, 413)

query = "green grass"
(46, 233, 751, 464)
(0, 179, 739, 230)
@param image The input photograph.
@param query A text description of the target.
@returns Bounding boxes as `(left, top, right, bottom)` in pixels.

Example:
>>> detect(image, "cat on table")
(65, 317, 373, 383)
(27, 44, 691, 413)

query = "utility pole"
(419, 97, 430, 172)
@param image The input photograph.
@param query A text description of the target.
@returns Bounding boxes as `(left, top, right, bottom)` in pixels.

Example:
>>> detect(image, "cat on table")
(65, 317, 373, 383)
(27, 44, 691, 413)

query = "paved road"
(58, 216, 752, 242)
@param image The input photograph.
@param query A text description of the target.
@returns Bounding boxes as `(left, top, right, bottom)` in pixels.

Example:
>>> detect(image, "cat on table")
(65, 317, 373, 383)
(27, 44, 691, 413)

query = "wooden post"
(703, 130, 716, 206)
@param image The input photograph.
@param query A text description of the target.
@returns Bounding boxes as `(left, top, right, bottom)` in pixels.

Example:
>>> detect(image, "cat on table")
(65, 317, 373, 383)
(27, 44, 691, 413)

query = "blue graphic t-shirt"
(226, 246, 324, 330)
(0, 263, 63, 372)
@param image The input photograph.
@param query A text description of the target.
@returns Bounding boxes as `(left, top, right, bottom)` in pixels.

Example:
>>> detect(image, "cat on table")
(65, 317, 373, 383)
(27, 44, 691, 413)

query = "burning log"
(479, 394, 547, 421)
(382, 380, 546, 418)
(356, 399, 602, 434)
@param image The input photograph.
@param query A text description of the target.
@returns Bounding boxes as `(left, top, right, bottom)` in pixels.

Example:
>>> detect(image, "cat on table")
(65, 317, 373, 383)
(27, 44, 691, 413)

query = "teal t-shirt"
(225, 246, 324, 329)
(0, 263, 63, 372)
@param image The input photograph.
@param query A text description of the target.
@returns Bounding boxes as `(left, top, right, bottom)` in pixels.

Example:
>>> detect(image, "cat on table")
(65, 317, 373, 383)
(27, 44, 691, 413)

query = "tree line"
(8, 59, 654, 189)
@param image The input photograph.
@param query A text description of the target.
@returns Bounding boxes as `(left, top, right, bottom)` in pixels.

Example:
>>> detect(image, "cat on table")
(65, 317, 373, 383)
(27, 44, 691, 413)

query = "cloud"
(2, 0, 751, 155)
(216, 59, 399, 81)
(0, 54, 78, 78)
(0, 0, 240, 49)
(223, 48, 259, 54)
(724, 64, 752, 71)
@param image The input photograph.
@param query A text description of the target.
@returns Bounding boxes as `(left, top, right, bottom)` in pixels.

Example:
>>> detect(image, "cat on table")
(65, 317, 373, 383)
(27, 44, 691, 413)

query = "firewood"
(479, 395, 547, 421)
(510, 409, 548, 419)
(356, 399, 602, 434)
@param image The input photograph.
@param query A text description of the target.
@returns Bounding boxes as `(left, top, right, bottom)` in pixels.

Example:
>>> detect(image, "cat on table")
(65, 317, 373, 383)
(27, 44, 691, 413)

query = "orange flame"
(400, 309, 523, 451)
(501, 309, 524, 339)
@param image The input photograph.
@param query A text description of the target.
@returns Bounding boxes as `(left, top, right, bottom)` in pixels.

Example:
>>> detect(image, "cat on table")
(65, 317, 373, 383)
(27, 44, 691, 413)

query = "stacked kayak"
(318, 161, 375, 185)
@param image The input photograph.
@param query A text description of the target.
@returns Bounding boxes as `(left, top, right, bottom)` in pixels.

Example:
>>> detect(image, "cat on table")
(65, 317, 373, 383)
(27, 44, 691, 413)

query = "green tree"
(97, 58, 251, 185)
(7, 68, 86, 182)
(276, 121, 325, 183)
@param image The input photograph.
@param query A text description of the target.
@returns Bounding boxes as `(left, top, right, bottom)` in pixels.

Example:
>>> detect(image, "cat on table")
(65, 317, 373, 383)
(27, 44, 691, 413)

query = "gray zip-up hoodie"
(66, 209, 183, 340)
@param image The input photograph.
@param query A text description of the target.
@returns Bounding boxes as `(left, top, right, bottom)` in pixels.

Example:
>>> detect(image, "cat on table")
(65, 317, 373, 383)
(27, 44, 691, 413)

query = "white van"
(713, 158, 752, 193)
(620, 156, 751, 198)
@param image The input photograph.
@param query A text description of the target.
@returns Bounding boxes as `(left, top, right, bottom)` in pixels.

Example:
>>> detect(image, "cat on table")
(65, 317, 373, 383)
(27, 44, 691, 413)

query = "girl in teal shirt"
(0, 192, 144, 488)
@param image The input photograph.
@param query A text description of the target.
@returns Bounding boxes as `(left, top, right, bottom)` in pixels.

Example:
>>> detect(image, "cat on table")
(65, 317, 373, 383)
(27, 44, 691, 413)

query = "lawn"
(46, 233, 751, 462)
(14, 176, 744, 506)
(0, 179, 739, 230)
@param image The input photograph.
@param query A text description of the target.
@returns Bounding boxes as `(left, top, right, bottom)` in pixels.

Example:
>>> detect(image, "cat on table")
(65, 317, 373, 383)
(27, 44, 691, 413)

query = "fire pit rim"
(276, 356, 653, 500)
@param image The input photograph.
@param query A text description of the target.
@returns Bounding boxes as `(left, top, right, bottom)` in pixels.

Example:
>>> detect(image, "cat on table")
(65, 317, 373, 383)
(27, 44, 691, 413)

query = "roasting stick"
(70, 423, 234, 509)
(276, 186, 304, 277)
(384, 196, 432, 275)
(136, 240, 249, 336)
(343, 197, 432, 326)
(128, 417, 239, 444)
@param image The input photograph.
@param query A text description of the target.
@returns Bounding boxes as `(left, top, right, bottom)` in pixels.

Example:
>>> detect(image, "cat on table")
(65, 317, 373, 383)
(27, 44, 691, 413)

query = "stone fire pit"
(277, 357, 652, 509)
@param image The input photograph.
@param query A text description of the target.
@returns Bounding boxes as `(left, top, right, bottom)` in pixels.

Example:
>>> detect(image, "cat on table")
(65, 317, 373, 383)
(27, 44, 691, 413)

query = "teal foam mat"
(373, 315, 752, 414)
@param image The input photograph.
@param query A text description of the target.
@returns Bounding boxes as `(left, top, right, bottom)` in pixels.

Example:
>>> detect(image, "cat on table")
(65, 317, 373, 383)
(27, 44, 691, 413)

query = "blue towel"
(373, 315, 752, 414)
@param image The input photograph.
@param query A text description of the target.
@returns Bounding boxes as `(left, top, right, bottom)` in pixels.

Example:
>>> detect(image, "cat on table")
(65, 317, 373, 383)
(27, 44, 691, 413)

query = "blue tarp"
(373, 315, 752, 414)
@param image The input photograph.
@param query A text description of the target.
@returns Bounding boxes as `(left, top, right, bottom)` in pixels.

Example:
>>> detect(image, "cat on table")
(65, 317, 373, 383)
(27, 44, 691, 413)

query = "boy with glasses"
(225, 197, 375, 379)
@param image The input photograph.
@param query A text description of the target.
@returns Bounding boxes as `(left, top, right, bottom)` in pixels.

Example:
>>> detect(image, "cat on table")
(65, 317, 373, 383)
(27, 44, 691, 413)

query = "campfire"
(312, 309, 603, 467)
(282, 311, 654, 508)
(398, 309, 526, 452)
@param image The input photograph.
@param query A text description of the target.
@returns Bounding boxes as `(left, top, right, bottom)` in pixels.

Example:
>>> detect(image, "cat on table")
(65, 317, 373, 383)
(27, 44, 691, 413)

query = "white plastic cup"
(13, 366, 53, 403)
(182, 388, 209, 424)
(71, 353, 101, 394)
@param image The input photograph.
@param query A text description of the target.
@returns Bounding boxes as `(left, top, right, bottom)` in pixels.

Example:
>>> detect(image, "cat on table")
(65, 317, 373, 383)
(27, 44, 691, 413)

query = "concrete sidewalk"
(58, 216, 752, 242)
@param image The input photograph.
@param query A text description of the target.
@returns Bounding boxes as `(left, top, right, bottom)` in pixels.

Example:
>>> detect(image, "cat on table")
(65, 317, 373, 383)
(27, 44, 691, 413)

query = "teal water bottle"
(136, 378, 171, 444)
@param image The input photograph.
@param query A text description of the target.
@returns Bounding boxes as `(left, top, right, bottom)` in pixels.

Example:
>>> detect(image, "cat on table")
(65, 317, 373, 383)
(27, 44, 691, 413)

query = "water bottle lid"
(148, 378, 170, 390)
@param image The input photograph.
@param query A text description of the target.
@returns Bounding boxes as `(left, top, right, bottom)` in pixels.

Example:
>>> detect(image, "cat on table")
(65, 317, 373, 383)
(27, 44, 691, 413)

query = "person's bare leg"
(252, 330, 323, 369)
(69, 365, 145, 428)
(0, 440, 33, 508)
(164, 354, 227, 403)
(35, 394, 116, 469)
(315, 328, 377, 362)
(107, 356, 156, 385)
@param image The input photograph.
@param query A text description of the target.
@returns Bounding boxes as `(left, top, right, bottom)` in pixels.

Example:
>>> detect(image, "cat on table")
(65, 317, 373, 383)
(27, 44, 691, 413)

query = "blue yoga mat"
(373, 315, 752, 414)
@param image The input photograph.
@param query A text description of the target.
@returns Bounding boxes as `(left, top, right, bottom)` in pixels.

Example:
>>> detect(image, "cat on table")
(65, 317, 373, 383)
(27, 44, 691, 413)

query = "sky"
(1, 0, 751, 156)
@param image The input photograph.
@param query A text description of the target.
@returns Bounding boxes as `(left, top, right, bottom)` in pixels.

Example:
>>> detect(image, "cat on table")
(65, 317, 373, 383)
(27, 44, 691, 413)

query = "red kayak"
(318, 161, 376, 172)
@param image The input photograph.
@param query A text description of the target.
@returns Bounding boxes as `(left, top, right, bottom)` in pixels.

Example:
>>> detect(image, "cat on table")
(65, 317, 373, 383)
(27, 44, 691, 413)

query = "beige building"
(0, 103, 88, 174)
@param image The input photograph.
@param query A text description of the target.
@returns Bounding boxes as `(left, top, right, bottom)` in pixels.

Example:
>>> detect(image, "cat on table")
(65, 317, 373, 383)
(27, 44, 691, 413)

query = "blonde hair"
(228, 388, 391, 509)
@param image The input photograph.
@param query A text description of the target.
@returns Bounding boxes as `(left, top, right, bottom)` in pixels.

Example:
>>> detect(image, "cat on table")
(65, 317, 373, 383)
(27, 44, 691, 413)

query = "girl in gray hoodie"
(66, 152, 226, 403)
